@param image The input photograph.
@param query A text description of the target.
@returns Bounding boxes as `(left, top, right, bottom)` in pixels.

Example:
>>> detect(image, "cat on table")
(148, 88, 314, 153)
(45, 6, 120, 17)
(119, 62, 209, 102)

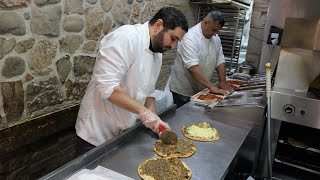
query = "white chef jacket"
(75, 22, 162, 146)
(170, 22, 225, 97)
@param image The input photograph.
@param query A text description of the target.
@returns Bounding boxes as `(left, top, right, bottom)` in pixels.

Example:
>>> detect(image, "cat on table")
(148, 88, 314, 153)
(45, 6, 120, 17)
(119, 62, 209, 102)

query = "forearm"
(144, 97, 157, 114)
(107, 85, 149, 115)
(216, 63, 227, 83)
(188, 65, 213, 89)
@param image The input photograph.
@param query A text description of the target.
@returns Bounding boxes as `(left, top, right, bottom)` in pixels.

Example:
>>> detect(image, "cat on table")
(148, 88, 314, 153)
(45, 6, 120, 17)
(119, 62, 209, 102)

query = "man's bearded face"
(151, 29, 171, 53)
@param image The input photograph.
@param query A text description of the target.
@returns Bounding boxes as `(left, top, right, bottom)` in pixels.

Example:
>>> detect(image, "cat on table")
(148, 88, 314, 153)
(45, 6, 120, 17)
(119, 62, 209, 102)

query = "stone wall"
(0, 0, 197, 127)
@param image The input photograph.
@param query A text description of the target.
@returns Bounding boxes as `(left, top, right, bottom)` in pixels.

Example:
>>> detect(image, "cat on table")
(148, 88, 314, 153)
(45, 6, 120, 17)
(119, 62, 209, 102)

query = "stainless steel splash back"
(281, 18, 320, 50)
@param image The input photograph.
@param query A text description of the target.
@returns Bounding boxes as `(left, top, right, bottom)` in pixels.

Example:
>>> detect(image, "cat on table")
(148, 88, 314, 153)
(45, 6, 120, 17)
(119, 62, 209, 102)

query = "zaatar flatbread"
(153, 138, 196, 158)
(182, 122, 221, 142)
(137, 157, 192, 180)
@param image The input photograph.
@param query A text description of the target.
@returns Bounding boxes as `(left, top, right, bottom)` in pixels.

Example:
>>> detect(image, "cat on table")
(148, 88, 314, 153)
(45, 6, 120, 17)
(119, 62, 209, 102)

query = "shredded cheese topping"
(187, 125, 217, 139)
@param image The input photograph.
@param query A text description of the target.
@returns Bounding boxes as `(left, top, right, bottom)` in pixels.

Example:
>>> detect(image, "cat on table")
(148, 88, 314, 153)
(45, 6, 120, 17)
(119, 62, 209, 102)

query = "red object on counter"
(158, 124, 166, 133)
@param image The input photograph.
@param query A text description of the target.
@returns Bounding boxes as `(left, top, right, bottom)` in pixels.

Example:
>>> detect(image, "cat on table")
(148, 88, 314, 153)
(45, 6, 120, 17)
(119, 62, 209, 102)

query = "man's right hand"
(139, 110, 171, 135)
(209, 85, 227, 95)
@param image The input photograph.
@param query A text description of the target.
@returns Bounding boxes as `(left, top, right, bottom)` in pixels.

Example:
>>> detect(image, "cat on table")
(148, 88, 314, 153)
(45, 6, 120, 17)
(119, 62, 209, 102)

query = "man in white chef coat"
(170, 10, 233, 108)
(75, 7, 188, 155)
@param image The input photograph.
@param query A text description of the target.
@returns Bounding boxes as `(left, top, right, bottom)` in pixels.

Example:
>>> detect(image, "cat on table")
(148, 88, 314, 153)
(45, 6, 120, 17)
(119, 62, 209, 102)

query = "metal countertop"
(41, 104, 252, 180)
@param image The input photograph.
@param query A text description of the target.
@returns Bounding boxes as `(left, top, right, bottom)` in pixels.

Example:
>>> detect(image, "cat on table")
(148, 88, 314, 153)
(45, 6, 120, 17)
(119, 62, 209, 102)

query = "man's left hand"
(219, 82, 233, 92)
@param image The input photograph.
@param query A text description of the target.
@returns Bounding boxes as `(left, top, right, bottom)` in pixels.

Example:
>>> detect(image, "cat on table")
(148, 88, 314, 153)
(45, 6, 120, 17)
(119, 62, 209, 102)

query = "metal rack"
(194, 3, 247, 72)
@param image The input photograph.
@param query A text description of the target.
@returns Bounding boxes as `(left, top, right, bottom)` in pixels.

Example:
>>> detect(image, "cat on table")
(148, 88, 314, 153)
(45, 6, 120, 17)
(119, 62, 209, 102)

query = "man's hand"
(139, 110, 171, 135)
(209, 85, 227, 95)
(219, 81, 233, 92)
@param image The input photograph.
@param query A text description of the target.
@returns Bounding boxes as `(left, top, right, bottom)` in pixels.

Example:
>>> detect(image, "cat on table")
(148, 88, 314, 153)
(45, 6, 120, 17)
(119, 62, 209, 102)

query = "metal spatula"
(158, 125, 178, 145)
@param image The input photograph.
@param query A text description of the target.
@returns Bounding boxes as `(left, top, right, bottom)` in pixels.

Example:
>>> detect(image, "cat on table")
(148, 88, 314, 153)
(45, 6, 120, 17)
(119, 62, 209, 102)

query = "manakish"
(137, 157, 192, 180)
(153, 138, 196, 158)
(182, 122, 221, 142)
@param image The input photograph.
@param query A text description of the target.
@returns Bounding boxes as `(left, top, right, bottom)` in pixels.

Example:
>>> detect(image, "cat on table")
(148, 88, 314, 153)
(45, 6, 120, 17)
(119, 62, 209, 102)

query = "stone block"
(2, 56, 26, 78)
(56, 56, 71, 83)
(31, 6, 62, 36)
(0, 12, 26, 35)
(85, 7, 104, 40)
(27, 40, 57, 76)
(1, 81, 24, 123)
(25, 77, 63, 114)
(73, 55, 96, 77)
(0, 37, 16, 59)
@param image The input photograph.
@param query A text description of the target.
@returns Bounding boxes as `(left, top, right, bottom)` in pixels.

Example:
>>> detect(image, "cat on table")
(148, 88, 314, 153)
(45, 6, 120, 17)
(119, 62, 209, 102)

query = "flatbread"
(153, 138, 196, 158)
(197, 94, 223, 102)
(137, 157, 192, 180)
(181, 122, 221, 142)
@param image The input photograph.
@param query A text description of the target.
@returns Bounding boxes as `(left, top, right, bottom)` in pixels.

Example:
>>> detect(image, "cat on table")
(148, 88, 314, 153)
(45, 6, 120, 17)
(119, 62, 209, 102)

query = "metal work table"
(41, 103, 256, 180)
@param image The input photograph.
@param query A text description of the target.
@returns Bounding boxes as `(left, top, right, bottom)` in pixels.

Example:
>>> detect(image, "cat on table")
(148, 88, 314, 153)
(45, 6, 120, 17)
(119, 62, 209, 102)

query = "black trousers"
(171, 91, 190, 108)
(76, 135, 96, 157)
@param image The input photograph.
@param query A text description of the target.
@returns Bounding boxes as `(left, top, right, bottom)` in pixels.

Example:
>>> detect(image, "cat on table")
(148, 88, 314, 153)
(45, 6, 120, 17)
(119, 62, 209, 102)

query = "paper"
(67, 166, 134, 180)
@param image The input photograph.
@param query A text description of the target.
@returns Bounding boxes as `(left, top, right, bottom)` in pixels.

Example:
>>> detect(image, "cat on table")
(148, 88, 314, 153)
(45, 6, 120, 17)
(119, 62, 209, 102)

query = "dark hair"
(205, 10, 225, 27)
(149, 7, 188, 32)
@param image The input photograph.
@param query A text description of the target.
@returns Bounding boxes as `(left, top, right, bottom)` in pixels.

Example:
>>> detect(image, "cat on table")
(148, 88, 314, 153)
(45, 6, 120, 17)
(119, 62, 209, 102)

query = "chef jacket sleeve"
(178, 35, 200, 69)
(93, 32, 135, 99)
(215, 35, 225, 68)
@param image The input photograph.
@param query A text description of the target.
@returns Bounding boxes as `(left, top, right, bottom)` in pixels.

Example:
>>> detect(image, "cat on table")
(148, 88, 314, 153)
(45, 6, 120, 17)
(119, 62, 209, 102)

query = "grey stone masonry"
(65, 0, 84, 14)
(26, 77, 63, 114)
(56, 55, 72, 83)
(0, 37, 16, 59)
(86, 0, 97, 4)
(73, 55, 96, 77)
(101, 0, 113, 12)
(59, 35, 82, 54)
(1, 81, 24, 123)
(31, 6, 62, 36)
(63, 15, 84, 32)
(27, 40, 57, 76)
(82, 40, 97, 54)
(0, 0, 29, 8)
(102, 16, 113, 35)
(34, 0, 61, 6)
(85, 7, 104, 40)
(0, 12, 26, 35)
(65, 79, 89, 100)
(15, 38, 35, 53)
(2, 56, 26, 78)
(111, 0, 131, 25)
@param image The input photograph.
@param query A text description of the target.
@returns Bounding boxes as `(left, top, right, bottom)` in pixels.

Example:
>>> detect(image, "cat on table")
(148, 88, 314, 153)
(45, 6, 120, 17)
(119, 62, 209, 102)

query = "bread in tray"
(190, 89, 225, 105)
(190, 79, 245, 105)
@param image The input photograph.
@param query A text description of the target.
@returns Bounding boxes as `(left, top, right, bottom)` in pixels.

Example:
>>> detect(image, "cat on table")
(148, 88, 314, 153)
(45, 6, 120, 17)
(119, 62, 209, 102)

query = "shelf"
(197, 3, 246, 71)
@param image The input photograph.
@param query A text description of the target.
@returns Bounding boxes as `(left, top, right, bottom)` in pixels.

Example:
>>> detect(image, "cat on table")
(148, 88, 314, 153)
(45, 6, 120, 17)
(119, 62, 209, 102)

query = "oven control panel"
(271, 89, 320, 130)
(283, 104, 295, 115)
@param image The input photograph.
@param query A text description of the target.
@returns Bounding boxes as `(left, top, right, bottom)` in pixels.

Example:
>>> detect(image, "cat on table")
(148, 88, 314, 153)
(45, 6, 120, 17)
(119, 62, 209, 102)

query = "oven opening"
(273, 122, 320, 179)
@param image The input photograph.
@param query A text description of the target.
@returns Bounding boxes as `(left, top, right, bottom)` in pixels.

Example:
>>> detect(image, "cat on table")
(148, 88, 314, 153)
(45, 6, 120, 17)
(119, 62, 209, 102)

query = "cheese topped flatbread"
(153, 138, 196, 158)
(182, 122, 221, 142)
(137, 157, 192, 180)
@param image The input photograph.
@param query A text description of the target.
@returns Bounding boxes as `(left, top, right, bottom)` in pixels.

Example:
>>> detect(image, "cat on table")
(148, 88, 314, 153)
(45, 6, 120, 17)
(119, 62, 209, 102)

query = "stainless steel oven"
(253, 17, 320, 179)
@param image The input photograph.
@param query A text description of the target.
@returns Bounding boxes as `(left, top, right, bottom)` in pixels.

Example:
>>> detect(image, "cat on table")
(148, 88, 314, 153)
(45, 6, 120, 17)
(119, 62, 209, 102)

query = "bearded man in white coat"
(170, 10, 233, 108)
(75, 7, 188, 155)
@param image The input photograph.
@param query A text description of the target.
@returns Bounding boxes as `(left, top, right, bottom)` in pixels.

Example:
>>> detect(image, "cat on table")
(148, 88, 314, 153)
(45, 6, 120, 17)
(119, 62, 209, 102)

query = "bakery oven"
(274, 122, 320, 178)
(253, 18, 320, 179)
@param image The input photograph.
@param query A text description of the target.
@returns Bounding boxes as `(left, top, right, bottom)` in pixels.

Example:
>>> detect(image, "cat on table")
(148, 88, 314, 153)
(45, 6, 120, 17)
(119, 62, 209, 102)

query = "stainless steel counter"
(41, 99, 265, 180)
